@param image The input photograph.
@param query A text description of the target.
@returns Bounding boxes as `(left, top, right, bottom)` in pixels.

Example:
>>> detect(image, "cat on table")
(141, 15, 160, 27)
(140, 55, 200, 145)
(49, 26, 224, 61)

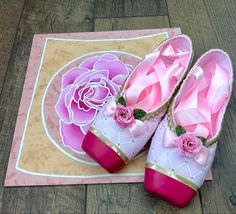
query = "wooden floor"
(0, 0, 236, 213)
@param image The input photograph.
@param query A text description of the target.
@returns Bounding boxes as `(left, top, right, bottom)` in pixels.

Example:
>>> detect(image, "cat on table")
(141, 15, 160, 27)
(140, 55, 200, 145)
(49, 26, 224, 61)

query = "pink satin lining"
(173, 51, 231, 139)
(121, 38, 191, 112)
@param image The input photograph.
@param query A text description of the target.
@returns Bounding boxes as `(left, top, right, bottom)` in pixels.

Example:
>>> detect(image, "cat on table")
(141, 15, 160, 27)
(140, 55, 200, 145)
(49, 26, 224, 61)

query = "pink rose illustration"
(174, 133, 202, 157)
(55, 54, 133, 152)
(114, 104, 134, 128)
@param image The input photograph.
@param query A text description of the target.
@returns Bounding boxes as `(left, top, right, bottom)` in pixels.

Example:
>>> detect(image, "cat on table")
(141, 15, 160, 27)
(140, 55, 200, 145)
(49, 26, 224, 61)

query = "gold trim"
(145, 162, 199, 191)
(89, 127, 129, 163)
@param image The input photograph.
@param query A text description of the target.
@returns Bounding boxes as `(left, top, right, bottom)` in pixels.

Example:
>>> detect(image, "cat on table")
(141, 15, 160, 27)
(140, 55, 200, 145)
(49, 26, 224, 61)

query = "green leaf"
(198, 136, 207, 145)
(133, 109, 147, 120)
(175, 125, 186, 137)
(117, 96, 126, 106)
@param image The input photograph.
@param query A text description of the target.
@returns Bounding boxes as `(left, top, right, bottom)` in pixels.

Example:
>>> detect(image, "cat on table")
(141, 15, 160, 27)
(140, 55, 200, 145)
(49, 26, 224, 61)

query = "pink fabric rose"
(114, 104, 134, 128)
(55, 54, 132, 152)
(174, 133, 202, 157)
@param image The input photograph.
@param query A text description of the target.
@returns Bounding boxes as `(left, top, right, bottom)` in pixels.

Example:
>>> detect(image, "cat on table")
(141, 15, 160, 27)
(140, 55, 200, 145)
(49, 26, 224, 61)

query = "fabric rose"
(174, 133, 202, 157)
(114, 104, 134, 128)
(55, 54, 133, 152)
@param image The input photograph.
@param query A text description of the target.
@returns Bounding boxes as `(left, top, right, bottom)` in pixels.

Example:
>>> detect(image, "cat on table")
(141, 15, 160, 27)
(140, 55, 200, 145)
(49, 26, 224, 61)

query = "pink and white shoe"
(82, 35, 193, 172)
(144, 49, 233, 207)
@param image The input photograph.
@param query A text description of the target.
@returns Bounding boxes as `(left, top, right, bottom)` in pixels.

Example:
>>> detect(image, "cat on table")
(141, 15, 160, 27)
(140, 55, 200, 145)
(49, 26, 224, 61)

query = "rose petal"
(62, 68, 88, 88)
(55, 86, 71, 124)
(100, 54, 118, 61)
(78, 99, 90, 111)
(65, 85, 77, 106)
(79, 55, 100, 69)
(70, 100, 97, 124)
(94, 60, 129, 79)
(73, 69, 109, 85)
(80, 123, 92, 135)
(94, 85, 110, 101)
(100, 77, 117, 95)
(126, 64, 134, 73)
(73, 70, 94, 85)
(73, 88, 81, 101)
(112, 75, 126, 85)
(60, 121, 85, 151)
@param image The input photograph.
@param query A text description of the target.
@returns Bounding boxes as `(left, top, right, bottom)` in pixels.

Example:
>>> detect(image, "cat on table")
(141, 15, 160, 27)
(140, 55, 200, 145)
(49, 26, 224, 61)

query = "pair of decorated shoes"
(82, 35, 233, 208)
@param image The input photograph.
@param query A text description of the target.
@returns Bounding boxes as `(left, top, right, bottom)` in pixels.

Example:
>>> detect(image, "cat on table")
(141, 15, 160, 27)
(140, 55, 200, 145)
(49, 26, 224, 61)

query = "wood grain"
(95, 0, 125, 18)
(198, 0, 236, 212)
(0, 0, 95, 212)
(1, 185, 86, 213)
(167, 0, 219, 59)
(167, 0, 236, 212)
(95, 0, 168, 18)
(87, 183, 202, 214)
(95, 16, 169, 31)
(0, 0, 24, 92)
(0, 107, 18, 209)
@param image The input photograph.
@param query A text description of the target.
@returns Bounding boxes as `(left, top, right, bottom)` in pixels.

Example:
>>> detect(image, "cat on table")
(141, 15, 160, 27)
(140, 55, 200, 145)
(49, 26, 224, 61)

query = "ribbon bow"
(163, 128, 209, 165)
(103, 100, 147, 137)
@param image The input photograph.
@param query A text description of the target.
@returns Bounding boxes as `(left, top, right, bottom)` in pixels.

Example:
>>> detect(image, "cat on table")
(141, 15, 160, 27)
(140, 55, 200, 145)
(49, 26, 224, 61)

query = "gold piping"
(89, 127, 129, 163)
(145, 162, 199, 191)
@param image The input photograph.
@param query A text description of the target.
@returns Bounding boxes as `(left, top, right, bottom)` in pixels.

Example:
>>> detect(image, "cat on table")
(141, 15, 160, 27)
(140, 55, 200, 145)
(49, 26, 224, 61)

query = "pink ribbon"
(163, 128, 209, 165)
(104, 100, 146, 137)
(121, 43, 190, 112)
(174, 61, 230, 139)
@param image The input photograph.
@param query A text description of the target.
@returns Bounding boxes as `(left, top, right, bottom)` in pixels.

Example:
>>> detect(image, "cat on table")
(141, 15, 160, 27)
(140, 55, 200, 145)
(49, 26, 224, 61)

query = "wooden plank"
(0, 0, 95, 212)
(0, 0, 24, 93)
(167, 0, 219, 58)
(0, 107, 18, 210)
(90, 15, 203, 213)
(95, 0, 125, 18)
(0, 1, 24, 209)
(124, 0, 168, 17)
(197, 0, 236, 212)
(95, 0, 168, 18)
(95, 16, 169, 31)
(167, 0, 236, 212)
(87, 183, 202, 213)
(1, 184, 86, 213)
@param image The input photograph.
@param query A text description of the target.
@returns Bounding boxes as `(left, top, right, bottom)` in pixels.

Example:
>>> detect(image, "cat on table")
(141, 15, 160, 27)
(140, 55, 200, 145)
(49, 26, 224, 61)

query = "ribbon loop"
(173, 59, 230, 140)
(103, 100, 117, 116)
(129, 119, 147, 137)
(194, 146, 209, 165)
